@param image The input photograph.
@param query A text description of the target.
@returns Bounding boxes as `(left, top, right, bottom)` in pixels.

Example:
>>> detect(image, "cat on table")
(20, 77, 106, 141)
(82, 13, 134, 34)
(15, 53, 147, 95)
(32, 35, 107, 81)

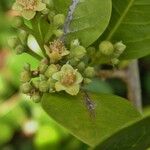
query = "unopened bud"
(48, 11, 55, 21)
(70, 39, 80, 48)
(39, 81, 49, 92)
(32, 92, 41, 103)
(53, 14, 65, 26)
(12, 16, 23, 28)
(21, 82, 32, 94)
(20, 70, 31, 83)
(84, 67, 95, 78)
(45, 64, 58, 78)
(32, 79, 40, 89)
(15, 45, 25, 54)
(84, 78, 92, 84)
(70, 46, 86, 60)
(23, 63, 30, 71)
(77, 62, 85, 72)
(8, 36, 18, 48)
(111, 58, 119, 65)
(99, 41, 114, 55)
(43, 0, 54, 9)
(18, 30, 28, 45)
(53, 29, 64, 37)
(114, 41, 126, 56)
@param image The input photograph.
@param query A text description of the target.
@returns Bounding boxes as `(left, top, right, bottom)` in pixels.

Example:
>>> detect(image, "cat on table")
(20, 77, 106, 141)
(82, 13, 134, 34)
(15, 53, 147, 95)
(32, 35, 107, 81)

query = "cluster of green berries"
(98, 41, 126, 65)
(20, 39, 95, 102)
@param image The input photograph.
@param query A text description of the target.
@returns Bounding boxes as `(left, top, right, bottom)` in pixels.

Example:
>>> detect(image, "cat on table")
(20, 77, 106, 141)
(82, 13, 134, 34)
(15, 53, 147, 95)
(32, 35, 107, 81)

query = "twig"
(97, 61, 142, 112)
(126, 60, 142, 112)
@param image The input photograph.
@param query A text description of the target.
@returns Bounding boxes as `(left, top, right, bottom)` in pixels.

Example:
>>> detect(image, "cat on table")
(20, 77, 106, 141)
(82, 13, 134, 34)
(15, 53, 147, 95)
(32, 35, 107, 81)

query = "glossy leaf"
(94, 113, 150, 150)
(101, 0, 150, 59)
(54, 0, 112, 47)
(41, 93, 141, 147)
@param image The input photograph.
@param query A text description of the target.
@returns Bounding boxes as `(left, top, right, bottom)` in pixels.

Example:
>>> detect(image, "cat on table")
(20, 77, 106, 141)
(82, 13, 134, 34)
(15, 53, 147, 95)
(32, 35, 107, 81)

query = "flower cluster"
(20, 39, 95, 102)
(98, 41, 126, 65)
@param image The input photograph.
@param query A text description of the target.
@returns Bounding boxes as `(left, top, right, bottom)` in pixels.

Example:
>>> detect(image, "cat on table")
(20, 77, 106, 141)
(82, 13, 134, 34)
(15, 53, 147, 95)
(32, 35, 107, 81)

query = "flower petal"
(55, 82, 66, 92)
(12, 2, 23, 11)
(66, 84, 80, 95)
(61, 64, 74, 72)
(52, 72, 62, 81)
(35, 2, 46, 11)
(21, 10, 36, 20)
(75, 72, 83, 84)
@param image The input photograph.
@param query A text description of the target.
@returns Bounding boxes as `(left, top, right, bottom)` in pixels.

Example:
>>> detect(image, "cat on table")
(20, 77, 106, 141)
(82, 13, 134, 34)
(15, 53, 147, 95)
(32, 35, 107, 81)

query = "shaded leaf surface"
(41, 93, 141, 147)
(94, 114, 150, 150)
(101, 0, 150, 59)
(54, 0, 112, 47)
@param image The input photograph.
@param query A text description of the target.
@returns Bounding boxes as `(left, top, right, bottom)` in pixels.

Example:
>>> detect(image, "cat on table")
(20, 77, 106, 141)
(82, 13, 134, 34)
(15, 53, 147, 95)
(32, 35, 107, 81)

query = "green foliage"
(42, 93, 141, 147)
(100, 0, 150, 59)
(94, 113, 150, 150)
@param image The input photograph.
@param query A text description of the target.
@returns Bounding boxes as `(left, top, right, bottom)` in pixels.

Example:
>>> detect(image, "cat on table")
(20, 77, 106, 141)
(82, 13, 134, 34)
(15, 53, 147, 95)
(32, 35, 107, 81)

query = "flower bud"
(53, 29, 64, 37)
(32, 92, 41, 103)
(84, 67, 95, 78)
(70, 39, 80, 48)
(69, 59, 79, 66)
(111, 58, 119, 65)
(32, 79, 40, 89)
(114, 41, 126, 56)
(7, 36, 18, 48)
(48, 11, 55, 21)
(20, 70, 31, 83)
(18, 30, 28, 45)
(12, 16, 23, 28)
(21, 82, 32, 94)
(39, 58, 49, 74)
(48, 78, 56, 92)
(45, 64, 58, 78)
(84, 78, 92, 84)
(15, 45, 25, 54)
(23, 63, 30, 71)
(43, 0, 54, 9)
(40, 74, 47, 81)
(70, 46, 86, 60)
(77, 62, 85, 72)
(53, 14, 65, 26)
(99, 41, 114, 55)
(39, 81, 49, 92)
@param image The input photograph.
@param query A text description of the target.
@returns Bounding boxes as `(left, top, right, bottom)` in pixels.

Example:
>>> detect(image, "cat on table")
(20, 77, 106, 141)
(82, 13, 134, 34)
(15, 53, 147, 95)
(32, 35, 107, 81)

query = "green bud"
(39, 81, 49, 92)
(32, 79, 40, 89)
(48, 78, 56, 92)
(70, 39, 80, 48)
(53, 29, 64, 37)
(69, 59, 79, 66)
(20, 70, 31, 83)
(45, 64, 58, 78)
(7, 36, 18, 48)
(84, 78, 92, 84)
(84, 67, 95, 78)
(111, 58, 119, 65)
(39, 58, 49, 74)
(40, 74, 47, 81)
(87, 47, 96, 56)
(43, 0, 54, 9)
(12, 16, 23, 28)
(48, 11, 55, 21)
(53, 14, 65, 26)
(114, 41, 126, 56)
(23, 63, 30, 71)
(70, 46, 86, 60)
(15, 45, 25, 54)
(21, 82, 32, 94)
(32, 92, 41, 103)
(18, 30, 28, 45)
(77, 62, 85, 72)
(99, 41, 114, 55)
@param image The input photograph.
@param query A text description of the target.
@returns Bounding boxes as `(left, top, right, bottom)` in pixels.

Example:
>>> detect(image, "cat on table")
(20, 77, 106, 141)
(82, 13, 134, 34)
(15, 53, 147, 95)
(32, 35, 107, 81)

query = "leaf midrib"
(106, 0, 135, 40)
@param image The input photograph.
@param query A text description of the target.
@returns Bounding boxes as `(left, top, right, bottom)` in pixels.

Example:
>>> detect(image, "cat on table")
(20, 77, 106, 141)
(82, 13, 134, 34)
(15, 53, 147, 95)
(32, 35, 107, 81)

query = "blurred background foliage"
(0, 0, 150, 150)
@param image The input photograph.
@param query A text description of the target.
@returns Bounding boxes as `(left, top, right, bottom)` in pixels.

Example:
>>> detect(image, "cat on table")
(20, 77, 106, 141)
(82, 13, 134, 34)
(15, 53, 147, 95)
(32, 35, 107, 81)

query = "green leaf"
(54, 0, 112, 47)
(101, 0, 150, 59)
(94, 113, 150, 150)
(41, 93, 141, 147)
